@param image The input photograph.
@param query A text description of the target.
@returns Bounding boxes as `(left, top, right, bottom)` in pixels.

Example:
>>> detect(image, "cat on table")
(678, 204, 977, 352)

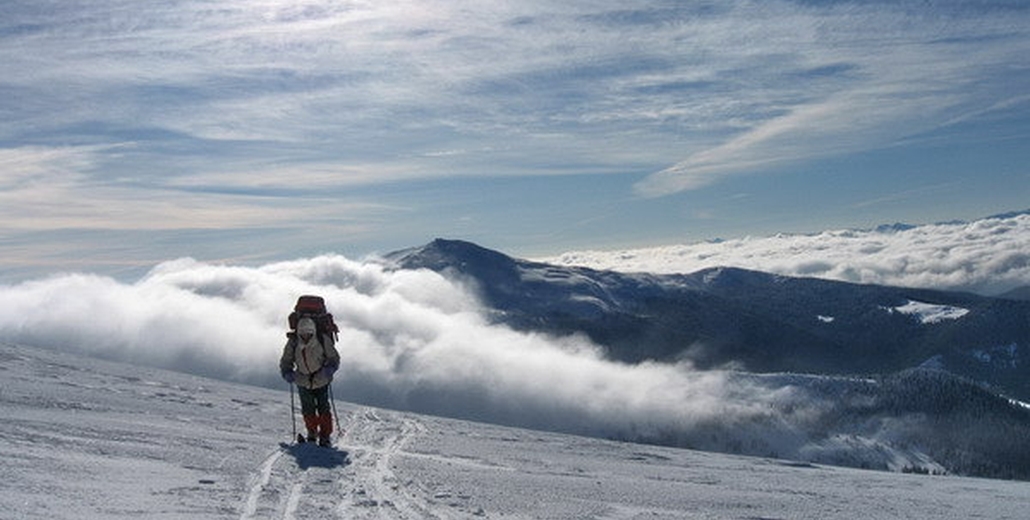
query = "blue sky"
(2, 0, 1029, 281)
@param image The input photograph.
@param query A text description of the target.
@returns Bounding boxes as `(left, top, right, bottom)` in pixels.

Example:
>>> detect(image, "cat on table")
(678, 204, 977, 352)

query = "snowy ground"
(2, 342, 1028, 520)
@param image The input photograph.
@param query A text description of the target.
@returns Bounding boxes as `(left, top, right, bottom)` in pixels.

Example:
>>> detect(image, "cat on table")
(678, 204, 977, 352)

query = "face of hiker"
(297, 318, 316, 343)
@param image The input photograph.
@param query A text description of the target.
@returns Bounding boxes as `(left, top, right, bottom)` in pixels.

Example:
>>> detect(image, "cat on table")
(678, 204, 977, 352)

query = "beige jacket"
(280, 318, 340, 389)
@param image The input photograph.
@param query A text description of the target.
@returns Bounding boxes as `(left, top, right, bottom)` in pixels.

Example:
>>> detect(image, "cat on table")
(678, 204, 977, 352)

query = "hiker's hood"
(297, 317, 317, 336)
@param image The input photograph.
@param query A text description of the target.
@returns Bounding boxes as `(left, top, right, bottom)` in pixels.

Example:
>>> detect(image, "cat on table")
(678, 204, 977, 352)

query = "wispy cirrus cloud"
(633, 2, 1030, 197)
(8, 1, 1024, 190)
(2, 1, 1028, 278)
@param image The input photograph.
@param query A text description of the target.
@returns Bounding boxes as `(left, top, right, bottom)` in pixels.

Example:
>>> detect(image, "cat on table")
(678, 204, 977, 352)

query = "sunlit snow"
(3, 342, 1028, 520)
(889, 300, 970, 324)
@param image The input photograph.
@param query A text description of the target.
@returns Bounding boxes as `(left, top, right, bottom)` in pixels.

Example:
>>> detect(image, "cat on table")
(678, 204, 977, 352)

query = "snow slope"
(2, 342, 1028, 520)
(888, 300, 970, 324)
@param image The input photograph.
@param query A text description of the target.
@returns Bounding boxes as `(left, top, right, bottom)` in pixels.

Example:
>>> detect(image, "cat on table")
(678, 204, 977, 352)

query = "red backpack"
(287, 295, 339, 342)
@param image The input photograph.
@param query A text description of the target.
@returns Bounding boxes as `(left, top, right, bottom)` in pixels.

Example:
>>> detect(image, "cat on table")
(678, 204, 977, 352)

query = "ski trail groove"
(339, 408, 441, 519)
(283, 482, 304, 520)
(239, 448, 284, 520)
(238, 407, 442, 519)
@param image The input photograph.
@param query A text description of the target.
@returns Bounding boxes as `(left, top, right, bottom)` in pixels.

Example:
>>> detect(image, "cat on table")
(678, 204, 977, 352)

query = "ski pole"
(289, 381, 297, 440)
(328, 381, 342, 438)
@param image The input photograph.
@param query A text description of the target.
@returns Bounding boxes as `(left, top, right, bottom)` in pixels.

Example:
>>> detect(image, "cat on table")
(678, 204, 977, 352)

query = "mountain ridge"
(387, 238, 1030, 400)
(381, 238, 1030, 479)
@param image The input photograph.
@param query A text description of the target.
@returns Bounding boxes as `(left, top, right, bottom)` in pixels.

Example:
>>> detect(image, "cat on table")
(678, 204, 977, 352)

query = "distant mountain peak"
(986, 208, 1030, 220)
(384, 239, 528, 300)
(387, 238, 516, 271)
(874, 222, 916, 233)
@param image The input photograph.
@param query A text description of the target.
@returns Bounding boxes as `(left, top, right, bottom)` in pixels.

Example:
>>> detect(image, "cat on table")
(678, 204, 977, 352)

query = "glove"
(319, 365, 337, 381)
(282, 370, 296, 383)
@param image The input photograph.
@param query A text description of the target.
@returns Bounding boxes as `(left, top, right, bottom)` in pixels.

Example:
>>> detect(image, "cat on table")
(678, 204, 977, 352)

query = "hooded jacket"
(280, 317, 340, 389)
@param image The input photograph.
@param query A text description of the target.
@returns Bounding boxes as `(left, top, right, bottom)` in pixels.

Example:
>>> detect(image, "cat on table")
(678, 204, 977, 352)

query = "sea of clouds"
(0, 253, 809, 455)
(1, 213, 1027, 460)
(543, 213, 1030, 297)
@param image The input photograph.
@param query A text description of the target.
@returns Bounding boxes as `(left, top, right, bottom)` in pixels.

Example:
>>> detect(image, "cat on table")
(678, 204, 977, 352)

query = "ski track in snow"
(239, 407, 441, 520)
(341, 409, 436, 518)
(239, 449, 284, 519)
(283, 482, 303, 520)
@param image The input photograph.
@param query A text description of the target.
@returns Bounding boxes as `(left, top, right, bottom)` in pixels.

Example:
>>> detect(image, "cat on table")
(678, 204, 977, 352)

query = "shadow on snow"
(279, 442, 350, 470)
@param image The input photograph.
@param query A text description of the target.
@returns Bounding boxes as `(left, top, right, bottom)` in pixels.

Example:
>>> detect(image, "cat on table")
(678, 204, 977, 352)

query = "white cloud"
(0, 145, 403, 233)
(0, 145, 103, 189)
(0, 252, 809, 451)
(541, 213, 1030, 296)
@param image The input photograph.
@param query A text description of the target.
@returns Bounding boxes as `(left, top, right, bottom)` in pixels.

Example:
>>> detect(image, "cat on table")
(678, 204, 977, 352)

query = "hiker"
(280, 316, 340, 447)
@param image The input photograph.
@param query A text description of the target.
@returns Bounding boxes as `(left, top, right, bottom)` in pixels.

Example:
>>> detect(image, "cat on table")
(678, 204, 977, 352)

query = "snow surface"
(2, 342, 1028, 520)
(887, 300, 970, 324)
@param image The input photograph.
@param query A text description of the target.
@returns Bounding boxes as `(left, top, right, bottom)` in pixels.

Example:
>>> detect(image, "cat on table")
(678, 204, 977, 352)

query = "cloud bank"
(0, 254, 810, 454)
(543, 212, 1030, 296)
(3, 215, 1026, 469)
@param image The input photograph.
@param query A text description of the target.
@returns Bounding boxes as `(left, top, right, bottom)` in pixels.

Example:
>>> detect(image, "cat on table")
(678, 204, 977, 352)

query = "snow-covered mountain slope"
(388, 239, 1030, 402)
(3, 342, 1029, 520)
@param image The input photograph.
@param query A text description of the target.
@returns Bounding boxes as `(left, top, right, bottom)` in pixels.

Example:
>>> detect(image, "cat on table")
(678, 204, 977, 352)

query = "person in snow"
(280, 317, 340, 447)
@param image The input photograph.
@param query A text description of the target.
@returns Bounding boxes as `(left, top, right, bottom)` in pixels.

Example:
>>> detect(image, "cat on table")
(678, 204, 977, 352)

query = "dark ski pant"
(298, 384, 333, 439)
